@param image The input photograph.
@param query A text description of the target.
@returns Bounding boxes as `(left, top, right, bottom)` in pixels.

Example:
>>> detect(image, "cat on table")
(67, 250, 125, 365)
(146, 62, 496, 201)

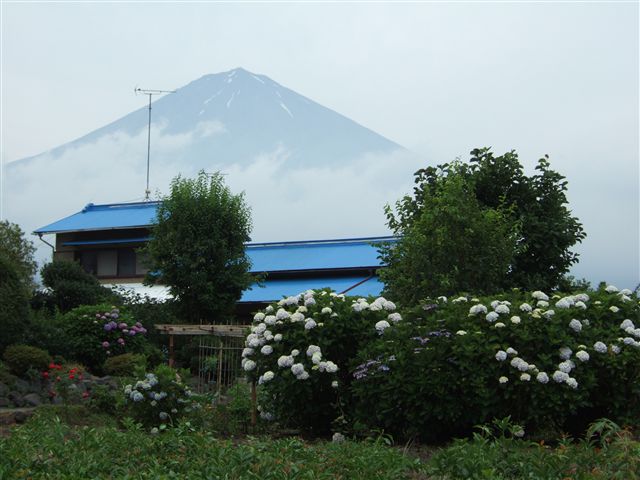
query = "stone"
(7, 391, 24, 408)
(23, 393, 42, 407)
(14, 379, 30, 394)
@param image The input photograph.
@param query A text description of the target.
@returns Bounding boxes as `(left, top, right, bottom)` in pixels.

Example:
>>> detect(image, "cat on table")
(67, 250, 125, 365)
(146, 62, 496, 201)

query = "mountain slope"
(16, 67, 402, 169)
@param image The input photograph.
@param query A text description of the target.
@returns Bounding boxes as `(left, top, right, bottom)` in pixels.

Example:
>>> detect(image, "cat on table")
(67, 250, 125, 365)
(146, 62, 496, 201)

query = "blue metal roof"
(34, 202, 159, 234)
(240, 275, 383, 303)
(62, 237, 151, 246)
(247, 237, 393, 272)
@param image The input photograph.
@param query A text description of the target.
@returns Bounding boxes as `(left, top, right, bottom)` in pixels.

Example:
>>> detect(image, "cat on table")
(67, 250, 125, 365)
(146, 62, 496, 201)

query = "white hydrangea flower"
(520, 373, 531, 382)
(311, 352, 322, 364)
(559, 347, 572, 360)
(275, 308, 290, 320)
(325, 361, 338, 373)
(297, 371, 310, 380)
(576, 350, 589, 362)
(297, 306, 308, 314)
(242, 348, 254, 358)
(623, 337, 636, 346)
(553, 370, 569, 383)
(558, 361, 574, 373)
(254, 312, 265, 322)
(506, 347, 518, 356)
(265, 305, 274, 313)
(569, 319, 582, 333)
(610, 306, 620, 313)
(519, 303, 532, 313)
(532, 291, 549, 301)
(575, 293, 590, 302)
(510, 316, 521, 325)
(499, 376, 509, 384)
(438, 295, 449, 303)
(304, 297, 316, 307)
(620, 295, 632, 303)
(495, 350, 508, 361)
(471, 297, 480, 303)
(452, 296, 468, 304)
(594, 341, 608, 353)
(536, 372, 549, 384)
(555, 298, 571, 309)
(495, 323, 506, 328)
(486, 312, 499, 323)
(262, 371, 275, 382)
(243, 360, 256, 372)
(306, 345, 321, 356)
(566, 377, 578, 389)
(261, 345, 273, 355)
(611, 344, 622, 354)
(375, 320, 391, 334)
(291, 363, 305, 376)
(575, 301, 587, 310)
(594, 301, 602, 305)
(254, 323, 267, 334)
(495, 304, 510, 314)
(290, 312, 305, 323)
(456, 330, 467, 335)
(331, 380, 339, 388)
(304, 319, 317, 330)
(291, 349, 300, 357)
(490, 300, 501, 309)
(605, 285, 619, 293)
(277, 355, 294, 368)
(388, 313, 402, 323)
(321, 307, 332, 314)
(469, 304, 488, 316)
(543, 310, 555, 319)
(383, 301, 396, 311)
(510, 357, 529, 371)
(352, 302, 365, 312)
(537, 300, 549, 308)
(274, 334, 283, 342)
(248, 337, 261, 348)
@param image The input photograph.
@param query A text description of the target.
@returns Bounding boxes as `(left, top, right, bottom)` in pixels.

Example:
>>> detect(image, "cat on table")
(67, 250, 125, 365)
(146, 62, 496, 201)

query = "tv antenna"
(135, 87, 176, 200)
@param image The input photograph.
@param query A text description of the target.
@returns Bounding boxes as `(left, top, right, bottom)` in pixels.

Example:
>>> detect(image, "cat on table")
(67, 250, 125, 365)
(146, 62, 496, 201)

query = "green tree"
(0, 256, 30, 354)
(379, 163, 518, 303)
(381, 148, 585, 303)
(144, 172, 254, 323)
(0, 220, 37, 290)
(40, 259, 115, 312)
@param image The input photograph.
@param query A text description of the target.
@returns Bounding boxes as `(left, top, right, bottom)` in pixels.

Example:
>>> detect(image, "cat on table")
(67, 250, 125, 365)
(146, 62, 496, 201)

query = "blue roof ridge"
(247, 236, 396, 248)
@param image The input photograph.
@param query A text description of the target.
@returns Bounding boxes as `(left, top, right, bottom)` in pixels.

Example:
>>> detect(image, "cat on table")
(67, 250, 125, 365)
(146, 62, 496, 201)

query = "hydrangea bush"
(123, 364, 198, 432)
(243, 289, 401, 433)
(57, 304, 148, 373)
(350, 286, 640, 441)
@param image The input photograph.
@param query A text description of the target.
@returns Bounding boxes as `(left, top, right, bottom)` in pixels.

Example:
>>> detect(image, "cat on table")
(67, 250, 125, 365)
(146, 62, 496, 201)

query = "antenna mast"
(134, 87, 176, 200)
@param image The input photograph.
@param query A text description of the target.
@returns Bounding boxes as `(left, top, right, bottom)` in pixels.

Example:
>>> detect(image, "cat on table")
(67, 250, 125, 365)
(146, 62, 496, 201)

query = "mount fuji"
(5, 67, 421, 259)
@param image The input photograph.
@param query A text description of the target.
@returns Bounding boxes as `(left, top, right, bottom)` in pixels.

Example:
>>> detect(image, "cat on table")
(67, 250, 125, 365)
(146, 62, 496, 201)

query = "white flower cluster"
(469, 304, 488, 316)
(354, 296, 396, 313)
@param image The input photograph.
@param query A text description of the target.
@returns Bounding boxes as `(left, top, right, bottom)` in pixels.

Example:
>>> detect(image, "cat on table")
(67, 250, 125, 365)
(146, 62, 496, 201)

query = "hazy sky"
(1, 1, 639, 288)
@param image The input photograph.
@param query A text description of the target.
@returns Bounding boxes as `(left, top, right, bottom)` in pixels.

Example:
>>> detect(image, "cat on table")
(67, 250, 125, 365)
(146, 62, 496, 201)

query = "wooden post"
(216, 340, 223, 397)
(168, 334, 174, 368)
(251, 380, 257, 429)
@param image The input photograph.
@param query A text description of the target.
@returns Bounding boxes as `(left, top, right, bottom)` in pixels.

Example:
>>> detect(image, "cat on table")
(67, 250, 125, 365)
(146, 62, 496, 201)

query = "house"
(34, 201, 393, 311)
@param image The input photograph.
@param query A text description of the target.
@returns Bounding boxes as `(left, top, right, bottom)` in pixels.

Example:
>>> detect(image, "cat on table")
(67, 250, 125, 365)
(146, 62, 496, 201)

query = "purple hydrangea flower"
(102, 341, 110, 348)
(117, 338, 125, 345)
(104, 324, 113, 332)
(118, 322, 128, 330)
(128, 330, 136, 336)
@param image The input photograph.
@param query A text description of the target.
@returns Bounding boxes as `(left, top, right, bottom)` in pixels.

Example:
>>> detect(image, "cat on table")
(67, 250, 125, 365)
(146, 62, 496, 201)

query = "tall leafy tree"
(381, 148, 585, 303)
(0, 220, 37, 290)
(144, 171, 254, 323)
(380, 162, 518, 303)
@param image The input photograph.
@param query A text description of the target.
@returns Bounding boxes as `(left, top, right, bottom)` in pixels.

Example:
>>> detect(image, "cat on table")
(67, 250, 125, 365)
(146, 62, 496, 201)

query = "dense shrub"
(3, 345, 51, 376)
(56, 304, 149, 373)
(40, 260, 116, 312)
(350, 286, 640, 441)
(243, 289, 401, 434)
(123, 364, 198, 431)
(104, 353, 147, 377)
(0, 257, 30, 354)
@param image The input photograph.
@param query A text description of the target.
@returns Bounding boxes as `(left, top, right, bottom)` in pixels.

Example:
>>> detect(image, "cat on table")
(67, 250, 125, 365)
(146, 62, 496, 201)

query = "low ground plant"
(2, 345, 50, 376)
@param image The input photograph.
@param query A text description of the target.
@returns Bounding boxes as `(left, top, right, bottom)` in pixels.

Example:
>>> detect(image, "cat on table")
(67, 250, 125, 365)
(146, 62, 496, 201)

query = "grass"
(0, 408, 421, 479)
(1, 408, 639, 479)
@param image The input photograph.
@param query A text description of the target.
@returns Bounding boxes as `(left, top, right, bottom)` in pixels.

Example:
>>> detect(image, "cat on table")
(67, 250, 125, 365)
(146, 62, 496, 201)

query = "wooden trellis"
(155, 323, 257, 426)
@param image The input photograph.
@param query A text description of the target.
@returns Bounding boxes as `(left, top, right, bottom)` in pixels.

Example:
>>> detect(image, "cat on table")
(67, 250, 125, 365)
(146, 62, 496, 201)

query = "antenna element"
(135, 87, 176, 200)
